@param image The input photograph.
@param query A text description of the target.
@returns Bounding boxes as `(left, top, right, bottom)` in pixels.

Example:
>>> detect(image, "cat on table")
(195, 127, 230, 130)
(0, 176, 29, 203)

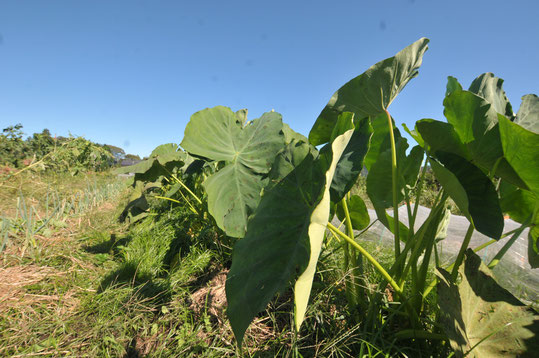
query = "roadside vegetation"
(1, 37, 538, 357)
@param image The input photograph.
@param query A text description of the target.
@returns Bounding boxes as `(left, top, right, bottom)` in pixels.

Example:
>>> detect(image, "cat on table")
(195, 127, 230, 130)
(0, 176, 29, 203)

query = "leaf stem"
(170, 174, 203, 205)
(341, 198, 364, 309)
(385, 109, 401, 260)
(327, 222, 402, 296)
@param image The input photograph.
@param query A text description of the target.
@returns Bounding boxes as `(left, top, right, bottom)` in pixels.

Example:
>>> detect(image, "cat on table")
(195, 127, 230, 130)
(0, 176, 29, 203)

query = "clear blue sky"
(1, 0, 537, 157)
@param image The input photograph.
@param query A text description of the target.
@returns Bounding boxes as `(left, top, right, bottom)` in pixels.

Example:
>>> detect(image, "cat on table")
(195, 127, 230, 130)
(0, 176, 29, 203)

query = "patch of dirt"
(0, 264, 77, 313)
(190, 269, 228, 323)
(189, 269, 279, 348)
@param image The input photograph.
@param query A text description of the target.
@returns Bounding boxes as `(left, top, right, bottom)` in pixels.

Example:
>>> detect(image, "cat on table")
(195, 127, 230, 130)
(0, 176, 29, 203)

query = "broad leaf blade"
(515, 94, 539, 134)
(443, 91, 526, 188)
(499, 181, 536, 224)
(226, 115, 355, 345)
(309, 38, 429, 145)
(468, 73, 514, 119)
(435, 151, 503, 239)
(367, 138, 407, 209)
(498, 114, 539, 196)
(203, 164, 266, 237)
(181, 106, 242, 162)
(226, 141, 319, 345)
(402, 123, 424, 148)
(282, 123, 308, 144)
(329, 116, 373, 202)
(367, 138, 411, 239)
(437, 251, 539, 357)
(181, 106, 286, 237)
(429, 159, 470, 218)
(416, 119, 468, 159)
(294, 116, 355, 330)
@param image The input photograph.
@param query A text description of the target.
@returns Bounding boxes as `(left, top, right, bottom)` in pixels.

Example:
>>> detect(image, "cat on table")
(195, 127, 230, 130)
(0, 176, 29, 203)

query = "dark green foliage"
(0, 124, 30, 167)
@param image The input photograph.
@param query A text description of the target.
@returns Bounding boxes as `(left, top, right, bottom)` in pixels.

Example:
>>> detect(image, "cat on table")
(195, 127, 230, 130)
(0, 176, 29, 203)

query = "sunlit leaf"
(226, 114, 355, 345)
(309, 38, 429, 145)
(445, 76, 462, 97)
(498, 114, 539, 196)
(437, 251, 539, 357)
(468, 73, 514, 119)
(181, 106, 286, 237)
(515, 94, 539, 134)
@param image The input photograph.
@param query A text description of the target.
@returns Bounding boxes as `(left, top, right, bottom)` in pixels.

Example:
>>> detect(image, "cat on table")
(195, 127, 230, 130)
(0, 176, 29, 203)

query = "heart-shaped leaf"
(180, 106, 286, 237)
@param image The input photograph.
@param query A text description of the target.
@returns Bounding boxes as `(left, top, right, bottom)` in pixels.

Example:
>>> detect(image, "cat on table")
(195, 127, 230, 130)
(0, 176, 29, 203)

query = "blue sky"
(1, 0, 537, 157)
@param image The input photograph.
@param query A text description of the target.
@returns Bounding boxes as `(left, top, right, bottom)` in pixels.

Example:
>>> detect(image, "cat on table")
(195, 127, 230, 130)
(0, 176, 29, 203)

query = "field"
(1, 38, 538, 357)
(0, 172, 433, 357)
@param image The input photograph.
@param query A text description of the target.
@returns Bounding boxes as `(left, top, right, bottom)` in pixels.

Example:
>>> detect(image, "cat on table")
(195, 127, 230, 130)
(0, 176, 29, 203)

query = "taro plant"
(115, 143, 206, 223)
(180, 106, 299, 238)
(190, 38, 539, 355)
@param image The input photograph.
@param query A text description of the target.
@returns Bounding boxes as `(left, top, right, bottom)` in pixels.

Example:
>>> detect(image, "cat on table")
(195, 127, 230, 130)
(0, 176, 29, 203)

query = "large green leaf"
(309, 38, 429, 145)
(294, 117, 355, 331)
(282, 123, 308, 144)
(499, 181, 536, 224)
(515, 94, 539, 134)
(468, 73, 514, 119)
(226, 115, 355, 345)
(134, 160, 179, 184)
(498, 114, 539, 196)
(498, 181, 539, 267)
(437, 251, 539, 357)
(150, 143, 184, 164)
(180, 106, 286, 237)
(329, 116, 373, 202)
(433, 152, 503, 239)
(444, 90, 498, 145)
(442, 91, 526, 188)
(416, 119, 469, 159)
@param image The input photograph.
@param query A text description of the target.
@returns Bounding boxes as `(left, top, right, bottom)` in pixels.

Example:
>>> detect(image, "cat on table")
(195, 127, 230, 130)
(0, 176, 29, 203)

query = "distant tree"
(30, 128, 55, 159)
(125, 153, 141, 161)
(0, 124, 30, 167)
(104, 144, 126, 163)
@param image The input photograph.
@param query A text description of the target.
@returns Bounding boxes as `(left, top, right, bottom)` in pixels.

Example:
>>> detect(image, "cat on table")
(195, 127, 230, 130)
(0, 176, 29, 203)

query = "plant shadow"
(83, 233, 132, 257)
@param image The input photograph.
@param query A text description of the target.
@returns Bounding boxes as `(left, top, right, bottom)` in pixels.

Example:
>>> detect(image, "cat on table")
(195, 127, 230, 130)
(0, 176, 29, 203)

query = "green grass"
(1, 173, 453, 357)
